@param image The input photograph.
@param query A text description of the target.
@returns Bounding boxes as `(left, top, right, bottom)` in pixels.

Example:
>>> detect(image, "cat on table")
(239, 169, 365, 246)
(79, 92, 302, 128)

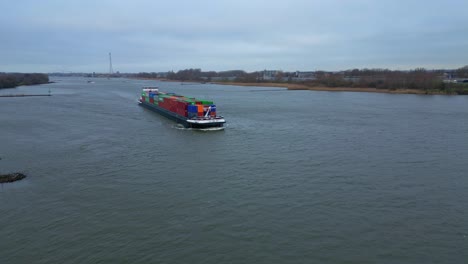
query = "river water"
(1, 77, 467, 263)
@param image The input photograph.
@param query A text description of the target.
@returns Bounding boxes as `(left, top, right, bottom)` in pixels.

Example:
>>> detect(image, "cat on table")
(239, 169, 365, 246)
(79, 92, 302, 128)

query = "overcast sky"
(1, 0, 467, 73)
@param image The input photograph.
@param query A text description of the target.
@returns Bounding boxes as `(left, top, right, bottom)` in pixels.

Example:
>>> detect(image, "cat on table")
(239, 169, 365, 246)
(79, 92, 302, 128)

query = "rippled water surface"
(1, 77, 467, 263)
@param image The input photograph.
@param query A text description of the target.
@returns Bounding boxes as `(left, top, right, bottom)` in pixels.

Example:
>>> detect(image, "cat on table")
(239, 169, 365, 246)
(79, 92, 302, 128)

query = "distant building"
(292, 71, 316, 81)
(261, 70, 280, 81)
(443, 70, 456, 80)
(343, 76, 361, 82)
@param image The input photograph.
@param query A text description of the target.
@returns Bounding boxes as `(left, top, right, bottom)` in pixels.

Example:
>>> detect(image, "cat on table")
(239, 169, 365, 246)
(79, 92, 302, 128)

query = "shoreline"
(133, 78, 454, 95)
(0, 80, 52, 90)
(210, 82, 449, 95)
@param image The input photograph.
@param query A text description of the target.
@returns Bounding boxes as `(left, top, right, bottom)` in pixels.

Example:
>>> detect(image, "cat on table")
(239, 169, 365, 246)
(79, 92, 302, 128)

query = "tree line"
(136, 69, 258, 82)
(0, 73, 49, 89)
(309, 67, 468, 94)
(136, 66, 468, 94)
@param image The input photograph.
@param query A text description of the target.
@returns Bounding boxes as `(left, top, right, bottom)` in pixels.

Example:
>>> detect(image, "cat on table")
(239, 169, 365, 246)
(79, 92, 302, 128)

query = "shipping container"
(187, 105, 198, 113)
(201, 100, 214, 105)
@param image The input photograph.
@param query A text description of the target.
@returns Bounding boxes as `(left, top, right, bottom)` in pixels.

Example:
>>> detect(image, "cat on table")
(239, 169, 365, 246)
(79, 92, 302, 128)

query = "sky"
(1, 0, 467, 73)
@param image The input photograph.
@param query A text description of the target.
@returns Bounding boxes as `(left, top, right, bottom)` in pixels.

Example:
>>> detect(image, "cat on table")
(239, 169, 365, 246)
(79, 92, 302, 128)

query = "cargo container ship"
(138, 87, 226, 129)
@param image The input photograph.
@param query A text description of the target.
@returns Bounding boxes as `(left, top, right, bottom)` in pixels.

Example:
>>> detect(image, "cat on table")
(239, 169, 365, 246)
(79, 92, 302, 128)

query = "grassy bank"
(143, 78, 466, 95)
(211, 81, 449, 95)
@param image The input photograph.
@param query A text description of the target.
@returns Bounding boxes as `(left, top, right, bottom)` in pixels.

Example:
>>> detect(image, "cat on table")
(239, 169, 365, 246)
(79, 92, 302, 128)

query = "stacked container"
(187, 105, 198, 118)
(158, 97, 190, 117)
(209, 105, 216, 116)
(142, 90, 218, 119)
(197, 104, 204, 116)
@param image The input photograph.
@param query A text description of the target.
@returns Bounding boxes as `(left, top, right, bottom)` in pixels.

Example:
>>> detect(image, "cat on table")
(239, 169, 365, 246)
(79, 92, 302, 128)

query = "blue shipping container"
(187, 105, 198, 113)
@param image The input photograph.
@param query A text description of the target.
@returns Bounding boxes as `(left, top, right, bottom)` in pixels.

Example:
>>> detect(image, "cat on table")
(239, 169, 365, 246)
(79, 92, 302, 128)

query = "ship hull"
(139, 101, 225, 129)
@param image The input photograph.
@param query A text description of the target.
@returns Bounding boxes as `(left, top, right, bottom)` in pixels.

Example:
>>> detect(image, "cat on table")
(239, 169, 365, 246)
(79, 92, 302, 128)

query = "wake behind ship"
(138, 87, 226, 129)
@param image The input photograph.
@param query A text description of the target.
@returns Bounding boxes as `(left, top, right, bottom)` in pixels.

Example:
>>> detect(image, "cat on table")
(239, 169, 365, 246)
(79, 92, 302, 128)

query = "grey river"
(1, 77, 467, 263)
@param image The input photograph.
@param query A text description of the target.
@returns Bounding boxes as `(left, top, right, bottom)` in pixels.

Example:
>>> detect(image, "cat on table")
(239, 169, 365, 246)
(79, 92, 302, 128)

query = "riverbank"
(211, 82, 450, 95)
(137, 78, 455, 95)
(0, 73, 50, 89)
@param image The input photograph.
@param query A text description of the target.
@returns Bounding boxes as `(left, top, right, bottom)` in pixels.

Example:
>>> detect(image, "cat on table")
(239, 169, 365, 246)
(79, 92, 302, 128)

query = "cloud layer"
(1, 0, 467, 72)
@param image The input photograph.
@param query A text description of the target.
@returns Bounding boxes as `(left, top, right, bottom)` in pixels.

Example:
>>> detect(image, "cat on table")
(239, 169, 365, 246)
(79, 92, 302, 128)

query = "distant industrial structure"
(109, 52, 114, 75)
